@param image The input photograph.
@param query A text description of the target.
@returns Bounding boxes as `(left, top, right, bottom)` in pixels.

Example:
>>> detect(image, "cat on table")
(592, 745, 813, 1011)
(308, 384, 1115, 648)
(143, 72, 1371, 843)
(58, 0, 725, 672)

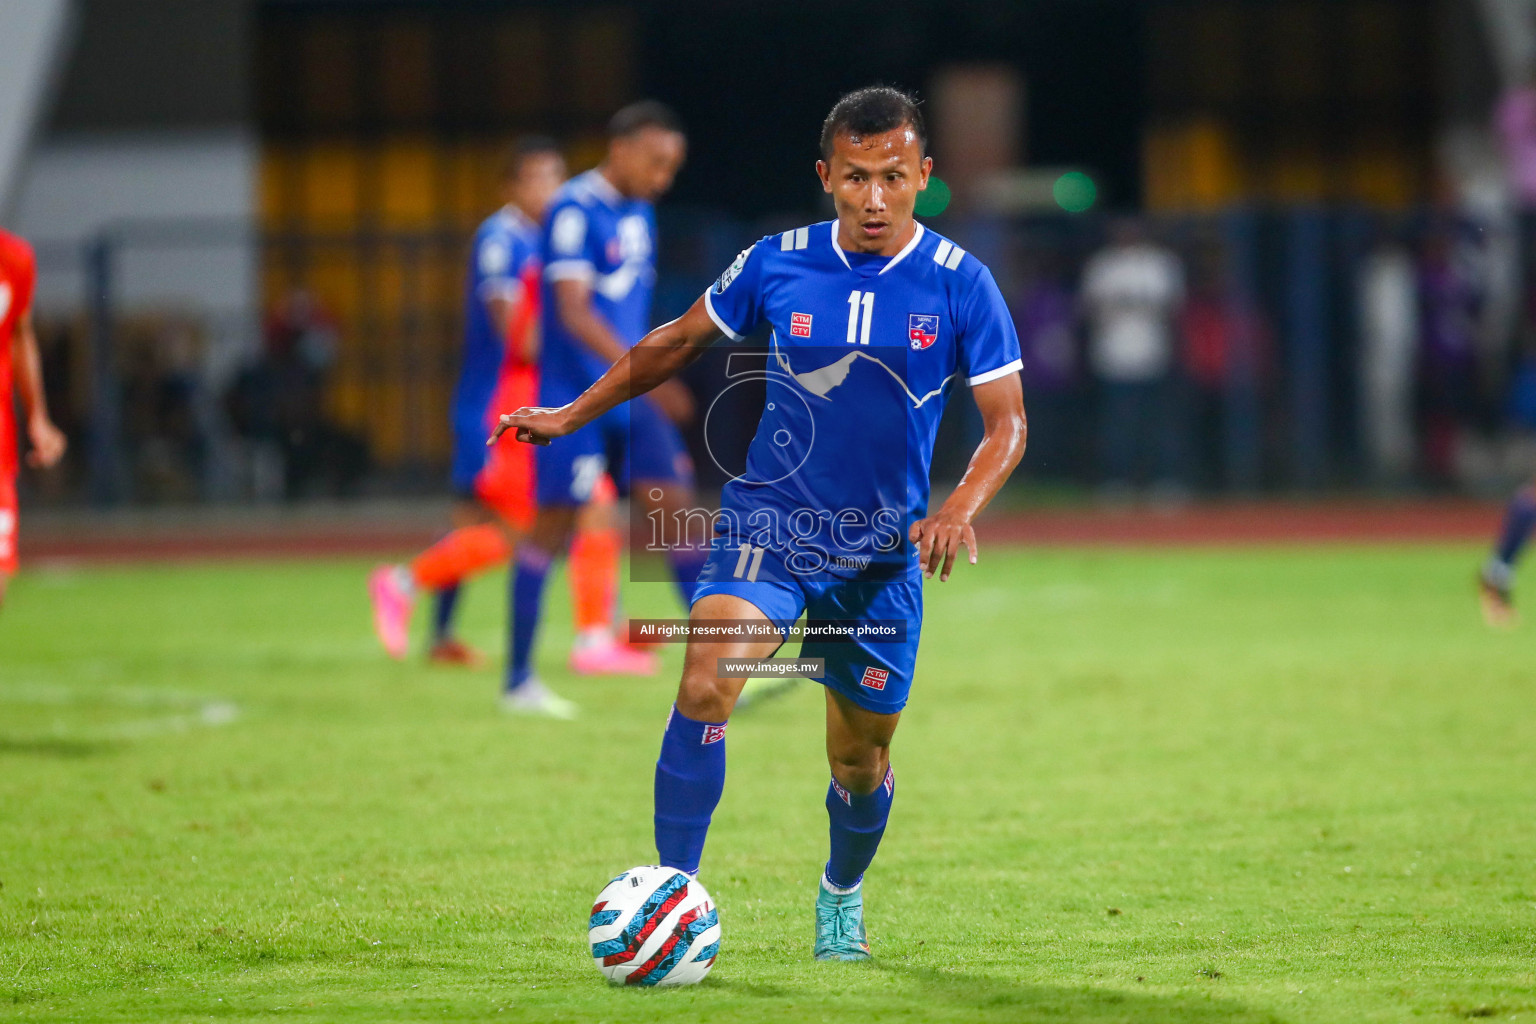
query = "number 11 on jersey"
(846, 290, 874, 345)
(733, 543, 765, 582)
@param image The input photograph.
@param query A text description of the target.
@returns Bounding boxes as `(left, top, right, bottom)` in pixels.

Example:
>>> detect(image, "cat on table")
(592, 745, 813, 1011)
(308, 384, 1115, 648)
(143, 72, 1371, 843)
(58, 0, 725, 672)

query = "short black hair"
(820, 86, 926, 158)
(608, 100, 684, 139)
(502, 135, 561, 180)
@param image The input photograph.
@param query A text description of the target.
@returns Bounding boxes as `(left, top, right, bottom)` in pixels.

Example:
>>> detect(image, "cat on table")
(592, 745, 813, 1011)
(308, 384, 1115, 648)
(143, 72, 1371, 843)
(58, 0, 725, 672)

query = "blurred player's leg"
(733, 674, 802, 711)
(503, 504, 579, 719)
(567, 475, 657, 675)
(1480, 483, 1536, 627)
(569, 524, 618, 638)
(415, 520, 512, 665)
(426, 498, 498, 662)
(368, 520, 512, 661)
(430, 585, 467, 659)
(627, 396, 706, 607)
(0, 472, 15, 610)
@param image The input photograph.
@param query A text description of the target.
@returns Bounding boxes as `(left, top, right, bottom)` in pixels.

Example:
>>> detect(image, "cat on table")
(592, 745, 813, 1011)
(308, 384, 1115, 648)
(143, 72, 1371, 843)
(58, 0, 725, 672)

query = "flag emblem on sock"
(860, 666, 889, 691)
(701, 723, 727, 745)
(831, 778, 851, 805)
(882, 766, 895, 797)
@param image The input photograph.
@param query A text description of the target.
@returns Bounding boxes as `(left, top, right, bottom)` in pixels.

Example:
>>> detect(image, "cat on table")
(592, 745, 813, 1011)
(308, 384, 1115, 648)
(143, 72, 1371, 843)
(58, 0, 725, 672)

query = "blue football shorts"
(692, 538, 922, 715)
(534, 390, 692, 506)
(450, 410, 491, 497)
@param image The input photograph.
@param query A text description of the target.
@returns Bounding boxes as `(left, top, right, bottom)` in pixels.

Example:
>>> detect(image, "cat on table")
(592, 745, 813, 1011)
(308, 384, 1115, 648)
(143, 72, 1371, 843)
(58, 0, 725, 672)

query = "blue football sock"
(653, 705, 728, 875)
(1495, 487, 1536, 568)
(507, 547, 553, 692)
(432, 584, 461, 643)
(824, 766, 894, 890)
(668, 548, 708, 609)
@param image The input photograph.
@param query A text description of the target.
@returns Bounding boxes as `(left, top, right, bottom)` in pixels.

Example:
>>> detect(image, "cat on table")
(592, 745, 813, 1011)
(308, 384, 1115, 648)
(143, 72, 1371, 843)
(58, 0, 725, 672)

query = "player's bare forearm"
(12, 311, 50, 424)
(553, 279, 630, 365)
(940, 374, 1027, 522)
(910, 372, 1026, 581)
(485, 293, 515, 345)
(490, 296, 721, 446)
(12, 311, 67, 468)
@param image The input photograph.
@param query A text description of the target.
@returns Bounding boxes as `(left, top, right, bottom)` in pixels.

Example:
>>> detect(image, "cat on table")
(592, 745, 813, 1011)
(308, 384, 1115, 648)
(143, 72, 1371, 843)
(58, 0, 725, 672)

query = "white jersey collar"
(829, 221, 850, 268)
(828, 220, 927, 273)
(879, 222, 926, 274)
(501, 204, 536, 234)
(585, 169, 625, 209)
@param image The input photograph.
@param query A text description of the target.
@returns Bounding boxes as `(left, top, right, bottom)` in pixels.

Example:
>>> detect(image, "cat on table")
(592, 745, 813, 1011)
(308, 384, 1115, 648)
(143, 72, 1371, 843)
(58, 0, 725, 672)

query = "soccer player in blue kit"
(502, 101, 699, 709)
(370, 138, 565, 666)
(492, 87, 1027, 960)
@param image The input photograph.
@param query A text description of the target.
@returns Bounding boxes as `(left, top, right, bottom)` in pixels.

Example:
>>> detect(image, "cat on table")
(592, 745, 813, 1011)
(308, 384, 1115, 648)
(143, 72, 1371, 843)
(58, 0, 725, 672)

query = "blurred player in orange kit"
(369, 141, 653, 688)
(0, 228, 68, 607)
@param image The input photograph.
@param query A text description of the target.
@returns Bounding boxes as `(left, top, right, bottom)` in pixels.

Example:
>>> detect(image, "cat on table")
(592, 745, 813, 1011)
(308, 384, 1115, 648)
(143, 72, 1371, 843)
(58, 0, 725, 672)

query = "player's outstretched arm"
(12, 309, 66, 469)
(910, 372, 1026, 581)
(489, 295, 722, 447)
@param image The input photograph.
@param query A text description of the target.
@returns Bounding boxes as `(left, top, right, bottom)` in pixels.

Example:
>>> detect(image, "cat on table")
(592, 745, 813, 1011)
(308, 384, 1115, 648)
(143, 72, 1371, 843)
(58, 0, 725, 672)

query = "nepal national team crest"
(908, 314, 939, 351)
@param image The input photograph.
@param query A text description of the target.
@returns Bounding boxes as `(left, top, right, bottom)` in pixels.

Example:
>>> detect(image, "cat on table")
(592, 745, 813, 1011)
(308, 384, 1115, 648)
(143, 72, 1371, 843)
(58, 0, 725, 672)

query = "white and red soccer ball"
(588, 866, 720, 987)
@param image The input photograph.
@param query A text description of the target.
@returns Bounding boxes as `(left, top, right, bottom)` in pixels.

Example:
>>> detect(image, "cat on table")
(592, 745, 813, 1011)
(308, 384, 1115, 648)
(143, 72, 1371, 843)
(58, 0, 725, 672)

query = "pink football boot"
(368, 565, 415, 660)
(568, 633, 659, 676)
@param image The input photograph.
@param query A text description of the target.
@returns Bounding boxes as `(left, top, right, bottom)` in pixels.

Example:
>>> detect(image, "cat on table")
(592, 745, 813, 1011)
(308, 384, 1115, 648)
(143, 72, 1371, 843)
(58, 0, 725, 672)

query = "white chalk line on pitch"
(0, 682, 240, 741)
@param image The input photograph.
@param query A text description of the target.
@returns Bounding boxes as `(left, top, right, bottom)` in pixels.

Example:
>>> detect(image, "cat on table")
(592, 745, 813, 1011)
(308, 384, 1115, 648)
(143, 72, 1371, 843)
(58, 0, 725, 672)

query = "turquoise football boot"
(813, 880, 871, 961)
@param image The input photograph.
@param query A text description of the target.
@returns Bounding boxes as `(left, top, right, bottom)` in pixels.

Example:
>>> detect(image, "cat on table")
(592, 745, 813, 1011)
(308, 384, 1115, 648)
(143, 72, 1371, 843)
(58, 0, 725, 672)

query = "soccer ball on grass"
(587, 865, 720, 987)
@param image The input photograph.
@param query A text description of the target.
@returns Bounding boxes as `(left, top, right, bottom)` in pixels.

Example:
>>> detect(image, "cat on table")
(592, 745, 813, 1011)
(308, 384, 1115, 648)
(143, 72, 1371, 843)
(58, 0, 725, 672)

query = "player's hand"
(909, 511, 978, 582)
(25, 415, 66, 469)
(488, 406, 570, 447)
(648, 380, 695, 427)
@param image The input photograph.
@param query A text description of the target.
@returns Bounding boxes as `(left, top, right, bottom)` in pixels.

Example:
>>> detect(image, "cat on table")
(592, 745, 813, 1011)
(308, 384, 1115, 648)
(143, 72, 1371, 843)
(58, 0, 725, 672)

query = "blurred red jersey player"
(0, 228, 67, 605)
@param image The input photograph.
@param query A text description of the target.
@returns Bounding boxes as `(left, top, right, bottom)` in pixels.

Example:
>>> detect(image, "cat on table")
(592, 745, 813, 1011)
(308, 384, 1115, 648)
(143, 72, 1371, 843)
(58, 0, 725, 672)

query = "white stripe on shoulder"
(780, 227, 812, 251)
(944, 245, 966, 271)
(967, 358, 1023, 386)
(932, 239, 954, 267)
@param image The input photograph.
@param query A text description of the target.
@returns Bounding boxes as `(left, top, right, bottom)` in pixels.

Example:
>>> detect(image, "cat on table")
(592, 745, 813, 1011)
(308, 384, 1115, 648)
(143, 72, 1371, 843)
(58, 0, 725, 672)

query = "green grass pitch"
(2, 545, 1534, 1022)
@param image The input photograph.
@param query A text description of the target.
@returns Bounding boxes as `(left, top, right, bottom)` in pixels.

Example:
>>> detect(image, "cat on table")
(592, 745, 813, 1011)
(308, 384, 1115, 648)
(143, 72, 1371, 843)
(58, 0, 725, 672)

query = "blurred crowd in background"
(10, 0, 1536, 506)
(23, 201, 1530, 504)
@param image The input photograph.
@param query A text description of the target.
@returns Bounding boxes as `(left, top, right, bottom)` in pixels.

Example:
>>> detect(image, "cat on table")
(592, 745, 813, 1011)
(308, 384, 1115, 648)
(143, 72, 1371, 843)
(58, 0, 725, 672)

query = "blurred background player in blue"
(501, 102, 695, 716)
(368, 139, 636, 675)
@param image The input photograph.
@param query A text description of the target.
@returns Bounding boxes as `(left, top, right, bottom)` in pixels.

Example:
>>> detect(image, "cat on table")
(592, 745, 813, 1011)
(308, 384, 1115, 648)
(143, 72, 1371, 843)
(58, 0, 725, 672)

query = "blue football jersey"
(538, 169, 658, 398)
(701, 220, 1022, 581)
(453, 205, 540, 436)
